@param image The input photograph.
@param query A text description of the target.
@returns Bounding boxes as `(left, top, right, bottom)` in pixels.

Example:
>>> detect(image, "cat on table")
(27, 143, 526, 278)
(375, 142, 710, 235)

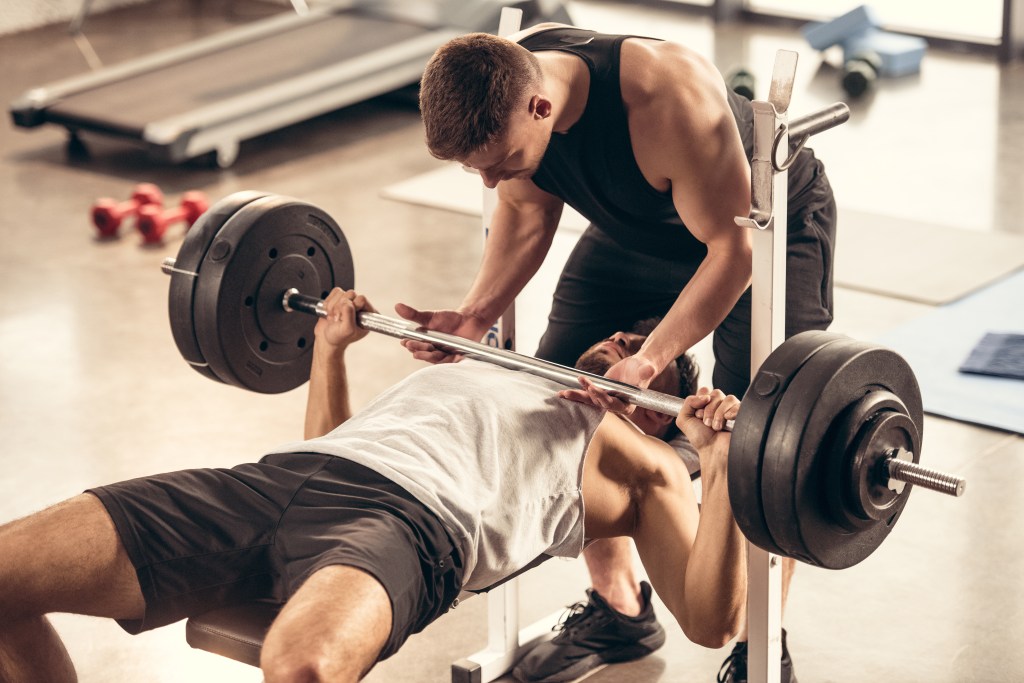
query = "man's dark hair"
(419, 33, 542, 160)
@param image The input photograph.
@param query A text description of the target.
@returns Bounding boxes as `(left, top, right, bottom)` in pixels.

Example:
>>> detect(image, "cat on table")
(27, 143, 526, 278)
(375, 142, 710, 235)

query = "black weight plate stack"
(192, 195, 355, 393)
(824, 391, 919, 534)
(761, 335, 922, 569)
(728, 330, 843, 556)
(168, 191, 271, 384)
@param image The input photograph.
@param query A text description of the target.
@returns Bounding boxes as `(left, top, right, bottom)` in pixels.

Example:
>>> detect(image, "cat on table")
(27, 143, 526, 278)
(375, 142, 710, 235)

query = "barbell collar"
(281, 289, 689, 418)
(886, 449, 966, 498)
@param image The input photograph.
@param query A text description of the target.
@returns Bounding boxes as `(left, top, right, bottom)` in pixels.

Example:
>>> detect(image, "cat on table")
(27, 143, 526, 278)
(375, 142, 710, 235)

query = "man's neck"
(537, 52, 590, 133)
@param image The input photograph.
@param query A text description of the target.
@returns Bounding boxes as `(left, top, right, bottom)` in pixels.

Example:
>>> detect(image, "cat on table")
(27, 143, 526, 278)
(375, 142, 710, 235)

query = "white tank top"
(266, 360, 605, 591)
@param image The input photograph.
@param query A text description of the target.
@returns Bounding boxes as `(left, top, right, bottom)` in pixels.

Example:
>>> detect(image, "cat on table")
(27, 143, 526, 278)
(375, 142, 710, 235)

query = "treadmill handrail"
(12, 5, 399, 110)
(177, 52, 433, 162)
(142, 28, 459, 144)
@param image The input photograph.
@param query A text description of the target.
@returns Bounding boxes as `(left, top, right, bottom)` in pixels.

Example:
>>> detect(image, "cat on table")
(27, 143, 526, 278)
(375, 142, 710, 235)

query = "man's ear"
(530, 95, 552, 119)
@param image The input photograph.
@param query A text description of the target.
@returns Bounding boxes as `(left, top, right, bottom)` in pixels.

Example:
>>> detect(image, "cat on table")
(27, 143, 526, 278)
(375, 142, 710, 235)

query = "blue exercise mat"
(875, 268, 1024, 435)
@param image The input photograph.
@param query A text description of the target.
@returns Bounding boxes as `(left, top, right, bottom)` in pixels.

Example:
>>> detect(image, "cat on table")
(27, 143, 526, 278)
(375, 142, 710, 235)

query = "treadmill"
(10, 0, 570, 167)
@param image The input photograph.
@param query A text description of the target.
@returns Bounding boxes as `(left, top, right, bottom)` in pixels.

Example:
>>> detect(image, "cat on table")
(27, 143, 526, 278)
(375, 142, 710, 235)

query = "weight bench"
(186, 585, 564, 681)
(185, 547, 565, 680)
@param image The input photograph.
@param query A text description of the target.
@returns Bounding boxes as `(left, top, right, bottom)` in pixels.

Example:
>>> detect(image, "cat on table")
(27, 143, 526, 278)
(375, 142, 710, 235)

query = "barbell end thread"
(160, 257, 199, 278)
(887, 458, 966, 498)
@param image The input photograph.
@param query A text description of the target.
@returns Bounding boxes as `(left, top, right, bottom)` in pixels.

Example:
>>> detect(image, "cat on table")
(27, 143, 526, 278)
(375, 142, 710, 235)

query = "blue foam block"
(843, 29, 927, 77)
(802, 5, 878, 51)
(875, 269, 1024, 435)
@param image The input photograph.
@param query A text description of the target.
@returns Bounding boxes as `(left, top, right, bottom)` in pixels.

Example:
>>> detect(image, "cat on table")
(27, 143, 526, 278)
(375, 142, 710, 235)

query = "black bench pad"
(185, 601, 282, 668)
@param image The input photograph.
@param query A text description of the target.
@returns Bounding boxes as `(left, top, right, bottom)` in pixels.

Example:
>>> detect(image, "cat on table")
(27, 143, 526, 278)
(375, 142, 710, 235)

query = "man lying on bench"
(0, 288, 745, 683)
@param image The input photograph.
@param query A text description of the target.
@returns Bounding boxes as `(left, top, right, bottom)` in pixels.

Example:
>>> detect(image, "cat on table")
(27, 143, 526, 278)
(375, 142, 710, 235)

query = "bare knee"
(260, 565, 391, 683)
(262, 650, 357, 683)
(261, 628, 369, 683)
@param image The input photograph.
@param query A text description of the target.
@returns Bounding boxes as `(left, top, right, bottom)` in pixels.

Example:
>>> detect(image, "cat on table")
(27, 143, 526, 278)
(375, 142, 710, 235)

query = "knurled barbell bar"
(161, 191, 965, 570)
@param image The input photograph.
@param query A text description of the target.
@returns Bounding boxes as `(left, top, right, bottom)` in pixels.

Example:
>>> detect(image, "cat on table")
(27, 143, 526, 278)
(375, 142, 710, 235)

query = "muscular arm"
(303, 290, 374, 439)
(458, 180, 564, 326)
(673, 390, 746, 646)
(304, 343, 352, 440)
(678, 435, 746, 645)
(615, 41, 753, 379)
(581, 389, 746, 648)
(395, 179, 564, 361)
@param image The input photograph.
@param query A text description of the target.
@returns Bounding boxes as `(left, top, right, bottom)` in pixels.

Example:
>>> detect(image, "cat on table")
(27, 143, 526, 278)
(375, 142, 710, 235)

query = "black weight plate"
(729, 330, 842, 556)
(192, 195, 355, 394)
(824, 391, 918, 532)
(168, 191, 270, 384)
(842, 408, 919, 525)
(760, 335, 866, 564)
(762, 336, 922, 568)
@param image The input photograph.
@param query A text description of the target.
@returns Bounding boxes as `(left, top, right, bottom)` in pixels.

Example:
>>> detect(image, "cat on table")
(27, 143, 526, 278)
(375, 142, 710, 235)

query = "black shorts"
(535, 168, 837, 397)
(87, 452, 463, 660)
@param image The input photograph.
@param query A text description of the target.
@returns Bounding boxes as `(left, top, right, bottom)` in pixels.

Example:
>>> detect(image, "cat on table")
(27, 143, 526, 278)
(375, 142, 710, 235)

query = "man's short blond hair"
(419, 33, 543, 160)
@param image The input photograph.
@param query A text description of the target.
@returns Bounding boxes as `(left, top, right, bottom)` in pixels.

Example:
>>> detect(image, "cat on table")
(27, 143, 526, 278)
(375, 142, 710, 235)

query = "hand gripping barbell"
(161, 191, 965, 570)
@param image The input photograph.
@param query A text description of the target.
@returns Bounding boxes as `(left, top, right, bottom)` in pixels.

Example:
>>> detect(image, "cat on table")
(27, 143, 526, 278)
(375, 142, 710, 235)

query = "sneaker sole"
(512, 629, 667, 683)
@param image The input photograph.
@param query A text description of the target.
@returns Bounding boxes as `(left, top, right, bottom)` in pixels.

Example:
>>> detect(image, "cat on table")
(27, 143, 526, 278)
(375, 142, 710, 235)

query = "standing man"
(400, 24, 835, 683)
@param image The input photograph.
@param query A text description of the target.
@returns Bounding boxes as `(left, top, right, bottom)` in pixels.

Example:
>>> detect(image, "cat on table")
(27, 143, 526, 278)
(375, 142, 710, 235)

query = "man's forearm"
(640, 243, 752, 371)
(459, 200, 558, 324)
(681, 458, 747, 645)
(303, 343, 353, 439)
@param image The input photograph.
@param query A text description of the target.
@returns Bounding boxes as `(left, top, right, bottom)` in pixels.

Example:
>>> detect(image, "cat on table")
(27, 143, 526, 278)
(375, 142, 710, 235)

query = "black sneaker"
(511, 581, 666, 683)
(717, 629, 798, 683)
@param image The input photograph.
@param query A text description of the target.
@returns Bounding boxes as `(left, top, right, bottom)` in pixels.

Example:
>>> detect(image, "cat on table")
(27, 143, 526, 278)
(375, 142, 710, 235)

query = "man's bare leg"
(0, 494, 145, 683)
(735, 556, 796, 640)
(261, 565, 392, 683)
(581, 538, 643, 615)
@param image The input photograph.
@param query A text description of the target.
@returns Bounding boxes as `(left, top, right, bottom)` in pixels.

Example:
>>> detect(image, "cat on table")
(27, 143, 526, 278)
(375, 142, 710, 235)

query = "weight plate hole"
(307, 247, 316, 257)
(244, 296, 254, 307)
(297, 338, 307, 349)
(269, 248, 278, 259)
(259, 341, 269, 352)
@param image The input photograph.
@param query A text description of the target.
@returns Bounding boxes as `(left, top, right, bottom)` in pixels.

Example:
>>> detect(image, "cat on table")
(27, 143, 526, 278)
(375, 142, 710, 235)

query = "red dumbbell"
(91, 183, 164, 238)
(136, 191, 210, 245)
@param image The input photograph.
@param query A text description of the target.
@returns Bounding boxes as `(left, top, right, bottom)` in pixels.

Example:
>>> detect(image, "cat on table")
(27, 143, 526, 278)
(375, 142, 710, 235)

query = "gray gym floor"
(0, 1, 1021, 681)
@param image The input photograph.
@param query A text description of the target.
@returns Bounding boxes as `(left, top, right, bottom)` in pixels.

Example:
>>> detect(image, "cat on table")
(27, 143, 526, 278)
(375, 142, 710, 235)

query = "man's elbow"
(729, 239, 753, 276)
(678, 602, 744, 649)
(682, 616, 742, 650)
(706, 236, 752, 278)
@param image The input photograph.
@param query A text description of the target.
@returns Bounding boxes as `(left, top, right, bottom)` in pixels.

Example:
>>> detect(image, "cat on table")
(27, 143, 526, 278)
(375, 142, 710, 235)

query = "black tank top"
(520, 27, 824, 259)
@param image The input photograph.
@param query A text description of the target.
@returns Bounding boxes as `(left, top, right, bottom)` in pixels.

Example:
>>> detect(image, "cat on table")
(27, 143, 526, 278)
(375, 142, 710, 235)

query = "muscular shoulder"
(619, 39, 741, 189)
(620, 39, 727, 123)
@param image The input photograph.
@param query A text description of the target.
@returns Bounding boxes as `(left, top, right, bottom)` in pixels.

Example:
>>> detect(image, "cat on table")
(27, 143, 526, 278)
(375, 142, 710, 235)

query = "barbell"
(162, 191, 965, 570)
